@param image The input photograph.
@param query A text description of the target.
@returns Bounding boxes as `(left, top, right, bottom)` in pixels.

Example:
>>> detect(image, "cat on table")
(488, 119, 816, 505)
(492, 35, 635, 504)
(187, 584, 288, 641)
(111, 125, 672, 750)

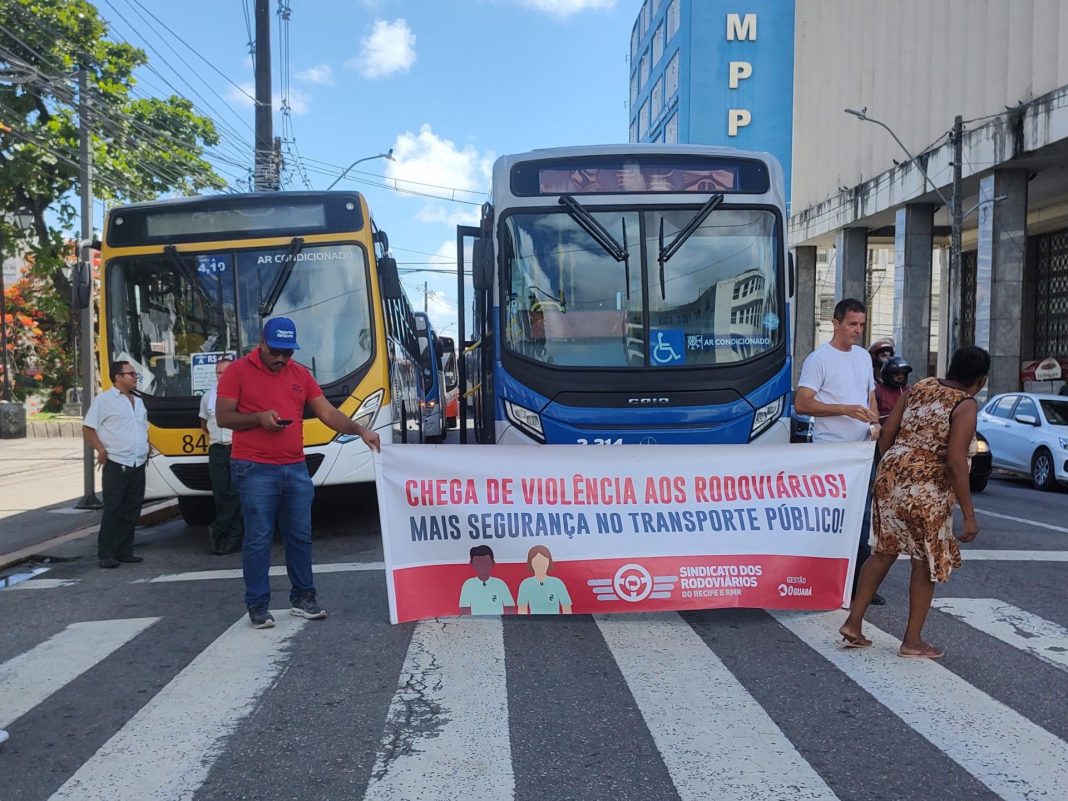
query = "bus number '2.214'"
(576, 438, 623, 445)
(181, 434, 209, 454)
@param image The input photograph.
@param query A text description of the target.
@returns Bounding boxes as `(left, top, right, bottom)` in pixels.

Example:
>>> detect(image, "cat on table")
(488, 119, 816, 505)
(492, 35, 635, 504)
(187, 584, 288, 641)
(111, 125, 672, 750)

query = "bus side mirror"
(379, 256, 402, 300)
(472, 239, 494, 291)
(788, 252, 796, 298)
(72, 260, 92, 309)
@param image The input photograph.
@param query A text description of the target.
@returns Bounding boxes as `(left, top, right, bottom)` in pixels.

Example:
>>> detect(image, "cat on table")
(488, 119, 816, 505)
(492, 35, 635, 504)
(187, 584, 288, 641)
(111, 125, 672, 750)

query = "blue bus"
(413, 311, 446, 442)
(457, 144, 793, 445)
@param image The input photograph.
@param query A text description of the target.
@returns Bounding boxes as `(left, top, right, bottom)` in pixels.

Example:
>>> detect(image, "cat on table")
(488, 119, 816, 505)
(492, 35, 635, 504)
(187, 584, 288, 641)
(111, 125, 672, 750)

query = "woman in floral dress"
(840, 346, 990, 658)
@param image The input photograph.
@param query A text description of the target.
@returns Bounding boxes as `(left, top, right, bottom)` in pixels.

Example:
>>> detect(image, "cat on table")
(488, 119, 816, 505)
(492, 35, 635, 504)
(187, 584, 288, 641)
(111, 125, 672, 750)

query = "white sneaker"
(0, 729, 9, 746)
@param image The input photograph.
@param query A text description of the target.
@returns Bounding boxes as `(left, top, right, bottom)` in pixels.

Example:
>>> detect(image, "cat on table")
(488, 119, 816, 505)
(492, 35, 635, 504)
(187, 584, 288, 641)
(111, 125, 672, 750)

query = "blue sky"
(91, 0, 640, 338)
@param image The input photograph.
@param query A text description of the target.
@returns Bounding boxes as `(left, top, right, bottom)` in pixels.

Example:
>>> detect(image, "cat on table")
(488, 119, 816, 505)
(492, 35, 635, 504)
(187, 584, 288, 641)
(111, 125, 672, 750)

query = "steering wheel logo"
(612, 563, 653, 603)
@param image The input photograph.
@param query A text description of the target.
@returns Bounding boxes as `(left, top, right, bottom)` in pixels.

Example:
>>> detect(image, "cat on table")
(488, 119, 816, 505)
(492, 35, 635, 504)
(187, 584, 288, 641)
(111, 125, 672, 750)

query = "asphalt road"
(1, 470, 1066, 801)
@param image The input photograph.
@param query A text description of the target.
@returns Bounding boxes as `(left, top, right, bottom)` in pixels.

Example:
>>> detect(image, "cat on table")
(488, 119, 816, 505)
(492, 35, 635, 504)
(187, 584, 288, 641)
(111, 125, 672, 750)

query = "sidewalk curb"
(0, 498, 180, 572)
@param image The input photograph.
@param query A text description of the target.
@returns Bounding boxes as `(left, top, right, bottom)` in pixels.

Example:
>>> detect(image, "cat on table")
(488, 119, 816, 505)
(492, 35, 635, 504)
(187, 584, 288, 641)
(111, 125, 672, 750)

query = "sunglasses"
(118, 371, 141, 380)
(267, 347, 294, 358)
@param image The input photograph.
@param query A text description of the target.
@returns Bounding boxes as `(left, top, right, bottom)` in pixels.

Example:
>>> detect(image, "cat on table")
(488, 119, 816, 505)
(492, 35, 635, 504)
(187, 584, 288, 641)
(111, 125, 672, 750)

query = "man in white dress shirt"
(199, 357, 243, 555)
(82, 360, 149, 568)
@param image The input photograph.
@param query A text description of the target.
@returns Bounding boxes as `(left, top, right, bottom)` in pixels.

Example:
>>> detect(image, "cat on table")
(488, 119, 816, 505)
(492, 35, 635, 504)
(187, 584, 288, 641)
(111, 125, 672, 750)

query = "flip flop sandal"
(898, 646, 944, 659)
(841, 634, 872, 648)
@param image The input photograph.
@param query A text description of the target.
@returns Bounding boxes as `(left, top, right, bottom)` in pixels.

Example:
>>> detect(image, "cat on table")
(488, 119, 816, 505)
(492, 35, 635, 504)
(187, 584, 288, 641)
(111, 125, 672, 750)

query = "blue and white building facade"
(628, 0, 796, 198)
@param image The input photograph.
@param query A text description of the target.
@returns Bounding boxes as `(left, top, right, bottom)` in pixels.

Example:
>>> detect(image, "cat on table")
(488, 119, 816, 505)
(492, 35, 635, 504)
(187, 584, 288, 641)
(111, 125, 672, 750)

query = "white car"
(977, 392, 1068, 490)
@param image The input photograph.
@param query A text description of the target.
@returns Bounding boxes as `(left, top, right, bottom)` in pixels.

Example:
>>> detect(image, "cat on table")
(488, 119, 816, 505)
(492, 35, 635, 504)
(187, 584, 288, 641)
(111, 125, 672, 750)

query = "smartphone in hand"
(276, 419, 293, 426)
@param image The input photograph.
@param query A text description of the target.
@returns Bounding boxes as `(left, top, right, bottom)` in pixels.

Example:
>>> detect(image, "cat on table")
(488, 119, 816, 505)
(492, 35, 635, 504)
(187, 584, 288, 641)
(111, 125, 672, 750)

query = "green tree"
(0, 0, 226, 403)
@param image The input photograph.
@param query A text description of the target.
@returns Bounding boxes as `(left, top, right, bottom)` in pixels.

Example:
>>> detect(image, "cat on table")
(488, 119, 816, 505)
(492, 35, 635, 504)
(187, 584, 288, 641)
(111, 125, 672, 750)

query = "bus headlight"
(750, 396, 785, 440)
(505, 400, 545, 443)
(337, 389, 384, 443)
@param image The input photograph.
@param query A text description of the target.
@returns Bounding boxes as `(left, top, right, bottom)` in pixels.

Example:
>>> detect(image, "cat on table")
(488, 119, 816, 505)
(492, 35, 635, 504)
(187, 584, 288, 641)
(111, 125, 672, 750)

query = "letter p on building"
(729, 61, 753, 89)
(728, 109, 752, 136)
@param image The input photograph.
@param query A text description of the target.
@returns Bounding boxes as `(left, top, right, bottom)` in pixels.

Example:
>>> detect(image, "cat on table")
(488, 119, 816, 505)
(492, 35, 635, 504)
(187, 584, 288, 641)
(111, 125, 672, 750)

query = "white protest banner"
(373, 442, 874, 624)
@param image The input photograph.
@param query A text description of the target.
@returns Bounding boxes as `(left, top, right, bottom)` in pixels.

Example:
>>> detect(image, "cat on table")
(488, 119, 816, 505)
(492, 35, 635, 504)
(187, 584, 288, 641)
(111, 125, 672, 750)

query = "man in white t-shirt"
(795, 298, 884, 604)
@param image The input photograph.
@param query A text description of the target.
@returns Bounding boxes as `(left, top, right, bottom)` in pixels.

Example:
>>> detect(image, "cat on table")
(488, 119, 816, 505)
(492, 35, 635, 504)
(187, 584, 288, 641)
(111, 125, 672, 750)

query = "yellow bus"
(99, 191, 424, 525)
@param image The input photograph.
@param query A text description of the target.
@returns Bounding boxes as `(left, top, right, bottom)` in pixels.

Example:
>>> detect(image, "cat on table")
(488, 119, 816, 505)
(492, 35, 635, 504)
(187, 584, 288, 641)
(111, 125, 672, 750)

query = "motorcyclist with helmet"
(875, 356, 913, 423)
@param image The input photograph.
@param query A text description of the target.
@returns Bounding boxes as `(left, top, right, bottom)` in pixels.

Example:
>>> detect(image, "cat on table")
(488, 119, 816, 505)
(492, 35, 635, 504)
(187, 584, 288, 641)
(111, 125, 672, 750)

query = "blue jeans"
(231, 459, 316, 609)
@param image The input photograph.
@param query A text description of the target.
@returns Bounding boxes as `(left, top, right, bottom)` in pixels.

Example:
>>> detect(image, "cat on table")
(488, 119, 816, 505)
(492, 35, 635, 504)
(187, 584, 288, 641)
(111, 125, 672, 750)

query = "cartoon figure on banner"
(458, 545, 516, 616)
(517, 546, 573, 615)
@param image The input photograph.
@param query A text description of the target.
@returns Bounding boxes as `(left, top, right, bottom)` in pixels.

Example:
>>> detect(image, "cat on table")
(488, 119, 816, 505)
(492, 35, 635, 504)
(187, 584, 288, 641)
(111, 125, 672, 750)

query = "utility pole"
(253, 0, 274, 191)
(76, 67, 101, 509)
(949, 114, 963, 353)
(424, 281, 429, 313)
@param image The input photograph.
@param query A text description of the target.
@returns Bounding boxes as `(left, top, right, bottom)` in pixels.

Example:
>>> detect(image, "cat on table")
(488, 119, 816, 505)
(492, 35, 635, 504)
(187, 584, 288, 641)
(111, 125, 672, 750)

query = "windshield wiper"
(657, 193, 725, 298)
(559, 195, 631, 301)
(259, 237, 305, 318)
(164, 245, 228, 348)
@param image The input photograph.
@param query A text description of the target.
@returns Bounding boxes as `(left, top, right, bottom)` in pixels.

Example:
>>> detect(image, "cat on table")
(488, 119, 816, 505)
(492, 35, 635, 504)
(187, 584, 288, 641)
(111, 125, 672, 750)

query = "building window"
(664, 112, 678, 143)
(819, 294, 836, 322)
(630, 71, 638, 107)
(631, 25, 639, 60)
(665, 51, 679, 98)
(639, 52, 649, 90)
(1034, 228, 1068, 358)
(638, 101, 649, 140)
(667, 0, 680, 38)
(651, 76, 663, 121)
(639, 0, 649, 37)
(630, 118, 638, 143)
(652, 23, 664, 65)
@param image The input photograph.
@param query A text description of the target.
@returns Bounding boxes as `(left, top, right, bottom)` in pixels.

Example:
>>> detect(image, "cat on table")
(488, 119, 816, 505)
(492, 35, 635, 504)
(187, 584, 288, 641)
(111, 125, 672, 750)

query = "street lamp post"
(845, 108, 962, 355)
(325, 148, 394, 191)
(0, 209, 35, 439)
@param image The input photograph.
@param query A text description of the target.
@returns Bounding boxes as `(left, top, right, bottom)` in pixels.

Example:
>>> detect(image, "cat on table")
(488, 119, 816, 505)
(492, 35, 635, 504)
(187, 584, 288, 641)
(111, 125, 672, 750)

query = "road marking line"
(140, 560, 385, 583)
(974, 508, 1068, 534)
(47, 611, 306, 801)
(0, 618, 158, 729)
(933, 598, 1068, 673)
(363, 618, 513, 801)
(597, 613, 836, 801)
(6, 578, 77, 590)
(960, 550, 1068, 561)
(773, 610, 1068, 801)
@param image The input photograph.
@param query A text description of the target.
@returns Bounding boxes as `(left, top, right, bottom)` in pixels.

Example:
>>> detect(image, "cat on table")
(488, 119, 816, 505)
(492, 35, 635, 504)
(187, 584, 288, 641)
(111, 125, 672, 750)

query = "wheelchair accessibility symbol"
(650, 329, 685, 366)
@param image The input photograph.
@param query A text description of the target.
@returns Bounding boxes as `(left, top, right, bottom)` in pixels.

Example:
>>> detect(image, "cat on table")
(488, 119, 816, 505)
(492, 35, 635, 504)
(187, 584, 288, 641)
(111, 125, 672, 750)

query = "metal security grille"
(1035, 228, 1068, 358)
(960, 250, 976, 347)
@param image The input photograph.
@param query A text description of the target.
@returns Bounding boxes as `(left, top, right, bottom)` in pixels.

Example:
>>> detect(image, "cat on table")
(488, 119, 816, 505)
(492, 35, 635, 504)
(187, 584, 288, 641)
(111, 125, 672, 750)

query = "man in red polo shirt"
(216, 317, 380, 629)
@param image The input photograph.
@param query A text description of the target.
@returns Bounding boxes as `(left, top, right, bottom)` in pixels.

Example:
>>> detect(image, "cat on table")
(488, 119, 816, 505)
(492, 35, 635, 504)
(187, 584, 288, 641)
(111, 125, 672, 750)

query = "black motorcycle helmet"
(881, 356, 913, 386)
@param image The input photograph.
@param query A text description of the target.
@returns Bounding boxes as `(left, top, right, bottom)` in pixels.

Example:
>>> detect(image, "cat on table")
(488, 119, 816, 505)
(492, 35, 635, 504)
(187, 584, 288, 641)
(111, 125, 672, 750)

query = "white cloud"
(415, 205, 480, 228)
(387, 124, 492, 195)
(347, 19, 416, 79)
(296, 64, 334, 85)
(224, 83, 309, 115)
(518, 0, 616, 19)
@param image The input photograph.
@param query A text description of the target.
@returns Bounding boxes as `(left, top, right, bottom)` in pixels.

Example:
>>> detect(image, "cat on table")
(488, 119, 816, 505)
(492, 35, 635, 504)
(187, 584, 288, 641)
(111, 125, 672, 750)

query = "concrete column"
(893, 204, 934, 375)
(936, 246, 950, 376)
(834, 227, 868, 303)
(792, 246, 817, 387)
(974, 170, 1028, 397)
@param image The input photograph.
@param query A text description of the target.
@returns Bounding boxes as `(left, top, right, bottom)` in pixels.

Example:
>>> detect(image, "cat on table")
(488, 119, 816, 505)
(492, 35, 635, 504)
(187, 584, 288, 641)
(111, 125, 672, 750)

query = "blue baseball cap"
(262, 317, 301, 350)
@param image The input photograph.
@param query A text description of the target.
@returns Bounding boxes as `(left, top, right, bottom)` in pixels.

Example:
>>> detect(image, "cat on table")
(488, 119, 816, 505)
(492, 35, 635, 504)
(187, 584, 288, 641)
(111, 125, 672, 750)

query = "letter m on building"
(726, 13, 757, 41)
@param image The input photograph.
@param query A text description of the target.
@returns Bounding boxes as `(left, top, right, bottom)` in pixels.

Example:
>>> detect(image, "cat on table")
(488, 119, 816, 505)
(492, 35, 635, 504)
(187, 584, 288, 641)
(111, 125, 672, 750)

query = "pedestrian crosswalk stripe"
(0, 618, 158, 729)
(933, 598, 1068, 673)
(772, 610, 1068, 801)
(46, 611, 306, 801)
(363, 618, 514, 801)
(139, 560, 386, 583)
(596, 613, 838, 801)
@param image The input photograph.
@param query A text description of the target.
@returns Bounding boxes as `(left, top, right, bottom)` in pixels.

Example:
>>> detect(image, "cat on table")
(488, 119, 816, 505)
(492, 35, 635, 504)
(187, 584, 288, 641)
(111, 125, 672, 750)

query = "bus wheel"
(178, 496, 215, 527)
